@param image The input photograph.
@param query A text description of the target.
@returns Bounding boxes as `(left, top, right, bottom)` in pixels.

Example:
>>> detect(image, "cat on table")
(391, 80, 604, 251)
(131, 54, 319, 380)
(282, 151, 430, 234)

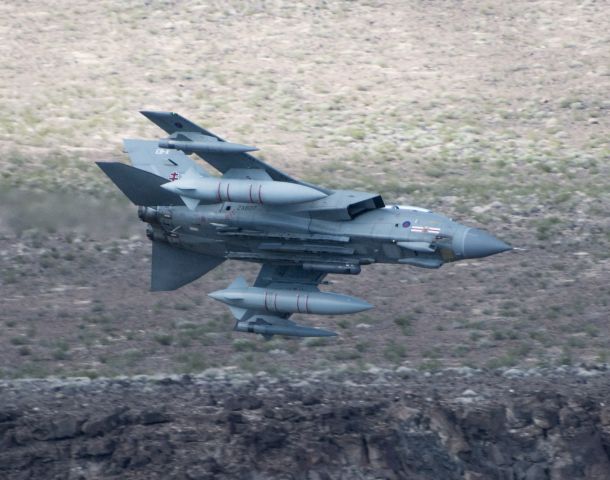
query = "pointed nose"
(208, 290, 227, 302)
(160, 181, 176, 193)
(463, 228, 512, 258)
(208, 289, 244, 304)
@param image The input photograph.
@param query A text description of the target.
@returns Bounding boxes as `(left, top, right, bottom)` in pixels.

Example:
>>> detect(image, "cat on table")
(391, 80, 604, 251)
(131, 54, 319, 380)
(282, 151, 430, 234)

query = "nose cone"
(208, 290, 226, 302)
(160, 181, 177, 193)
(463, 228, 512, 259)
(208, 289, 244, 304)
(328, 295, 374, 314)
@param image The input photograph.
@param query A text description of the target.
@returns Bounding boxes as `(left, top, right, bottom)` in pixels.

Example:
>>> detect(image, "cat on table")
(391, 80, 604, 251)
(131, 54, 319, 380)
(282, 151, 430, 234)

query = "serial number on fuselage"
(236, 205, 258, 211)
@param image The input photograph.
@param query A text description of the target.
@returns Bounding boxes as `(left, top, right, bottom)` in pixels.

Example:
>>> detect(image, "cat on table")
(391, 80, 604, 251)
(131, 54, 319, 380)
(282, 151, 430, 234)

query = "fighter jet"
(98, 111, 512, 338)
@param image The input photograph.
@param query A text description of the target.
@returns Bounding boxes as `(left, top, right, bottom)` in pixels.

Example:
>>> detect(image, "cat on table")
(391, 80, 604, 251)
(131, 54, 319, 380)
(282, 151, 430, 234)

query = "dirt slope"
(0, 0, 608, 376)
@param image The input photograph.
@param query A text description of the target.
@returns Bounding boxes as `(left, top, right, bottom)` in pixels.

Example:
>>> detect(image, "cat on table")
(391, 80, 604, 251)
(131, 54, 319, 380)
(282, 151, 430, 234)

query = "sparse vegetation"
(337, 319, 351, 329)
(303, 338, 333, 348)
(419, 359, 442, 372)
(486, 354, 518, 369)
(394, 315, 415, 336)
(384, 342, 407, 363)
(332, 349, 362, 361)
(0, 0, 607, 377)
(233, 339, 259, 352)
(154, 334, 174, 346)
(52, 341, 70, 361)
(176, 352, 207, 373)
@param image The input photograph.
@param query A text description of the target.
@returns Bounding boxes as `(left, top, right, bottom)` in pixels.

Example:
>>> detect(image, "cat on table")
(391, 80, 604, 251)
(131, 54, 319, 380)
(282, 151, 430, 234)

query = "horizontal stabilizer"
(97, 162, 184, 206)
(151, 240, 224, 291)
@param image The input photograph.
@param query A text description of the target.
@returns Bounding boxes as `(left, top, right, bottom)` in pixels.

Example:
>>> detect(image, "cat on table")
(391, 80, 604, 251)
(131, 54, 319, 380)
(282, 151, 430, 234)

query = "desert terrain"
(1, 0, 608, 377)
(0, 1, 609, 477)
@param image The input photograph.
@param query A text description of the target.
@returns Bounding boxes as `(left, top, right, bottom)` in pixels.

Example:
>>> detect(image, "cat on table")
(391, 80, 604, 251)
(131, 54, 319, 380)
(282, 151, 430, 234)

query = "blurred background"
(0, 0, 608, 378)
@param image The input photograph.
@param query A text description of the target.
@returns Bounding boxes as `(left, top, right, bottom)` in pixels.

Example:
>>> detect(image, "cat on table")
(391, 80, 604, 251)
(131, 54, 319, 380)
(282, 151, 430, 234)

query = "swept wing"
(140, 111, 330, 193)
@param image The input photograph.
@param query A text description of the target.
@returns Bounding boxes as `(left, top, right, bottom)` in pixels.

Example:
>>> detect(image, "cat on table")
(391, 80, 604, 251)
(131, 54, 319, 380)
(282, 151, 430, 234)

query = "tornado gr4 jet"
(98, 111, 512, 339)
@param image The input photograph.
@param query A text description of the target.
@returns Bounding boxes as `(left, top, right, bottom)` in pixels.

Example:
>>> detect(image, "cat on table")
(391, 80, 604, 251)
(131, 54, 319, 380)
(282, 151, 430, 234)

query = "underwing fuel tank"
(161, 170, 327, 209)
(209, 286, 373, 315)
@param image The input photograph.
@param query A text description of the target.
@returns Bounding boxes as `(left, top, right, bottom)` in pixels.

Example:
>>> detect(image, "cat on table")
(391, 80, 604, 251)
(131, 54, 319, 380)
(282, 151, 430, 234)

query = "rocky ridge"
(1, 366, 609, 479)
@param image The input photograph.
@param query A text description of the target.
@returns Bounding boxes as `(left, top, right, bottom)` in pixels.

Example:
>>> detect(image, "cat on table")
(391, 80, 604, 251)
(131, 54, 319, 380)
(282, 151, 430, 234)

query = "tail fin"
(123, 139, 209, 181)
(151, 240, 224, 291)
(96, 162, 184, 206)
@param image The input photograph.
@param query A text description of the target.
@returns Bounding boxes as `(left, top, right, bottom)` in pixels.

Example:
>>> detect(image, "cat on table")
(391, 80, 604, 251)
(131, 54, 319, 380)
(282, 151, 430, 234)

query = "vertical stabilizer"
(123, 139, 209, 181)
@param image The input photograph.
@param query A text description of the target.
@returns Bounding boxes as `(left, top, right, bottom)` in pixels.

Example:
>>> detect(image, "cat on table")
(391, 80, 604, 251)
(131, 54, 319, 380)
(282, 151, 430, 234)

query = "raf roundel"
(402, 220, 411, 228)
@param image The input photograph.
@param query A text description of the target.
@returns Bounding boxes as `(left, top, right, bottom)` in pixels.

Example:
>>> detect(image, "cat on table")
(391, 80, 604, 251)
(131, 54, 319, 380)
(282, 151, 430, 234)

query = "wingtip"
(95, 161, 115, 171)
(140, 110, 167, 117)
(140, 110, 179, 119)
(95, 161, 129, 171)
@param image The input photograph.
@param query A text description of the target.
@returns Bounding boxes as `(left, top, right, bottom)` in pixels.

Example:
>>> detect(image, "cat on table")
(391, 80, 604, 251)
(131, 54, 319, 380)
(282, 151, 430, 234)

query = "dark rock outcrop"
(0, 366, 608, 479)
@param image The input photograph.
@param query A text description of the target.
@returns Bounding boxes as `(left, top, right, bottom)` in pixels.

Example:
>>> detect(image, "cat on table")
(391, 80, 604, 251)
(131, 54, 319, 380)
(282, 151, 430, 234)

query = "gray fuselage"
(140, 190, 489, 274)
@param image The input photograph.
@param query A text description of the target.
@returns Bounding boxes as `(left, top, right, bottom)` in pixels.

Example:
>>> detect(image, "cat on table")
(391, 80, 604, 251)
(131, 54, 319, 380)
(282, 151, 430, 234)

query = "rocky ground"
(1, 367, 609, 479)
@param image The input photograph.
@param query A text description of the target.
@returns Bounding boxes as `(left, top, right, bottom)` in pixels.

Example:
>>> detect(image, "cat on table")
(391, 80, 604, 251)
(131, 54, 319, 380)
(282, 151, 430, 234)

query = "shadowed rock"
(0, 369, 608, 479)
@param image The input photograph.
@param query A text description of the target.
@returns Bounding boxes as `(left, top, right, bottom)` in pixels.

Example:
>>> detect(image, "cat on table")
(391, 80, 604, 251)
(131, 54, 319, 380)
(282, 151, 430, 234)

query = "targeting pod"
(234, 320, 337, 338)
